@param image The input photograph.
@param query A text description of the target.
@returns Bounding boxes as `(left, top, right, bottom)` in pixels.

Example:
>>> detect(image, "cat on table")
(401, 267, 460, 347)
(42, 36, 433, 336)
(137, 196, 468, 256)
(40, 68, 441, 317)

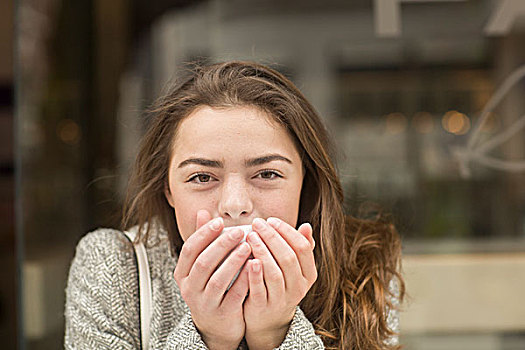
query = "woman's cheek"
(261, 192, 299, 226)
(174, 203, 201, 241)
(172, 186, 216, 240)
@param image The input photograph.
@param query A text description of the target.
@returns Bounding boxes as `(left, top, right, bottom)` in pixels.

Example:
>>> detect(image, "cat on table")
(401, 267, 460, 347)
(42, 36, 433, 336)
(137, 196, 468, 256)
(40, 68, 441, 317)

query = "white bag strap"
(123, 230, 152, 350)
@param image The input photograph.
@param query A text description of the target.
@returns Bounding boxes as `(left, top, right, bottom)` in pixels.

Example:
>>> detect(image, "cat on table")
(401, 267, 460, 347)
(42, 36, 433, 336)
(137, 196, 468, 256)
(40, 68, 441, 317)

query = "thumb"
(196, 209, 212, 230)
(298, 222, 315, 250)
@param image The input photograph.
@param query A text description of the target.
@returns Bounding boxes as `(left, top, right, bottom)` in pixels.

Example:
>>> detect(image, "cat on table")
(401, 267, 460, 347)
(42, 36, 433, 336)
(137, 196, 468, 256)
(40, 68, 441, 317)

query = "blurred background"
(3, 0, 525, 349)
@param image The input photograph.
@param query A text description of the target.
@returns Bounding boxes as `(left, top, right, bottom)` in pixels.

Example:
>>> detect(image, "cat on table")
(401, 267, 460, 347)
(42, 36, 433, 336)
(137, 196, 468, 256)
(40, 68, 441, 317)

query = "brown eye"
(258, 170, 281, 180)
(187, 173, 213, 183)
(197, 174, 211, 182)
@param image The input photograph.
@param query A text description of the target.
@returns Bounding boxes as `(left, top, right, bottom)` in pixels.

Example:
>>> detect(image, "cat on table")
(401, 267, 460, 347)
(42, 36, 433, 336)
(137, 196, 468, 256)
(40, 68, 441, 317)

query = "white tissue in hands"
(221, 225, 252, 291)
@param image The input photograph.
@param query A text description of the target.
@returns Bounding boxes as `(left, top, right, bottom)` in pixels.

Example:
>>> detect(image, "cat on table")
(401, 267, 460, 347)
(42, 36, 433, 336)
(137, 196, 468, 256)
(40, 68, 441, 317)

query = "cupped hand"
(173, 210, 252, 350)
(243, 217, 317, 350)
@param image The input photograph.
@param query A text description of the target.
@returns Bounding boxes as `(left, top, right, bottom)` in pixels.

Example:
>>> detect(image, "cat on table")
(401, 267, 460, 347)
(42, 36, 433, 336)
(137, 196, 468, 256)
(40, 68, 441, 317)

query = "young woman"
(65, 61, 404, 349)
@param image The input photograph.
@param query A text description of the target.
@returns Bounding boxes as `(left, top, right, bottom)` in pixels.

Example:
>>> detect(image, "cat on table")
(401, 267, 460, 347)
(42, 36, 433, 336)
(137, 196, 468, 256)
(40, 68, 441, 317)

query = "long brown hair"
(122, 61, 405, 349)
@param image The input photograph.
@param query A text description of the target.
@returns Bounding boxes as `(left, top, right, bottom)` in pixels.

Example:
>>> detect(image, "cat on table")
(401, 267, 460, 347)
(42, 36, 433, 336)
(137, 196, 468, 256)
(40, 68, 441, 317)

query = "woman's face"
(165, 105, 304, 241)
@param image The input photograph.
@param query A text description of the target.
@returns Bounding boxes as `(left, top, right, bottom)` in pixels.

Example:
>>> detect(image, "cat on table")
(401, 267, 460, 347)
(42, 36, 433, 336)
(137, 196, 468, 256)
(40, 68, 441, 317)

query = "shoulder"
(66, 228, 141, 318)
(68, 228, 137, 288)
(73, 228, 134, 265)
(76, 227, 131, 250)
(65, 228, 142, 347)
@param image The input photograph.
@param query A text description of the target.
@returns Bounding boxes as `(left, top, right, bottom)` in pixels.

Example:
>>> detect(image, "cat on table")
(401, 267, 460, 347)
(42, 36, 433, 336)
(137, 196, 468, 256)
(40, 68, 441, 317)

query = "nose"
(218, 174, 253, 221)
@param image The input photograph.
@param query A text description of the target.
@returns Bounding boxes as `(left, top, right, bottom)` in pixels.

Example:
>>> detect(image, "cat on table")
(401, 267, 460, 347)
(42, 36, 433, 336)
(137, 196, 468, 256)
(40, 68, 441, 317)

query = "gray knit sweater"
(64, 225, 400, 349)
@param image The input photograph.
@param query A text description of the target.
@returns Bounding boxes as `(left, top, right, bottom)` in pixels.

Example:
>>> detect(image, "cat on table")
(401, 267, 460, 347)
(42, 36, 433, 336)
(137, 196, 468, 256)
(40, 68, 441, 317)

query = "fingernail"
(229, 228, 243, 240)
(267, 217, 280, 228)
(252, 260, 261, 273)
(210, 217, 222, 231)
(301, 222, 312, 231)
(252, 218, 266, 230)
(239, 242, 250, 254)
(248, 231, 260, 243)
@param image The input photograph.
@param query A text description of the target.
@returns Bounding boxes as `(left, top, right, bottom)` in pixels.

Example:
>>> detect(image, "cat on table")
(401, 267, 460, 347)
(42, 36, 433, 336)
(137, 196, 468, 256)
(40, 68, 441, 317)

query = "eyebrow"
(177, 154, 293, 169)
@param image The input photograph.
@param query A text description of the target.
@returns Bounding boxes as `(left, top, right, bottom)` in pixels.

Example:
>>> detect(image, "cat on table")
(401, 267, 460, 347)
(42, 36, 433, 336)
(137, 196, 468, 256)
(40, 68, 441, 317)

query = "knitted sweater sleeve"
(163, 306, 325, 350)
(163, 292, 400, 350)
(161, 276, 401, 349)
(273, 306, 325, 349)
(163, 310, 211, 349)
(163, 305, 324, 350)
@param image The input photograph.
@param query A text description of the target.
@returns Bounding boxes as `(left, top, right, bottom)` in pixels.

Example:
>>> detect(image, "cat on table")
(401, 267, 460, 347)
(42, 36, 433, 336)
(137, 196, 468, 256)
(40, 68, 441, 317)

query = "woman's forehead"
(171, 105, 297, 159)
(179, 105, 278, 133)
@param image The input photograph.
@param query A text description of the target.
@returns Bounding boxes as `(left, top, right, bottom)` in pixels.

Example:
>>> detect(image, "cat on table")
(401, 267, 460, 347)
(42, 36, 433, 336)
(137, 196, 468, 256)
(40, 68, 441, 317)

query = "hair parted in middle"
(122, 60, 404, 349)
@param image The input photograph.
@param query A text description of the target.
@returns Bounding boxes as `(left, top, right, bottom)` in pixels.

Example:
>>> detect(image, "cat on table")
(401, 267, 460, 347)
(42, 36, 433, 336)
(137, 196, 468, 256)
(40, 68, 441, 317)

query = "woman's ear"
(164, 182, 175, 208)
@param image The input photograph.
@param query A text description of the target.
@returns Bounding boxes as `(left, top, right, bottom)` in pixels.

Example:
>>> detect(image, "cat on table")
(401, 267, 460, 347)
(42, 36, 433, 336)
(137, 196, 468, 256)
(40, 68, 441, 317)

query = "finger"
(247, 259, 266, 304)
(252, 218, 302, 291)
(174, 216, 224, 281)
(196, 209, 212, 231)
(268, 218, 312, 250)
(269, 218, 317, 283)
(297, 222, 315, 250)
(189, 227, 247, 291)
(246, 231, 285, 301)
(222, 260, 250, 310)
(205, 242, 252, 306)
